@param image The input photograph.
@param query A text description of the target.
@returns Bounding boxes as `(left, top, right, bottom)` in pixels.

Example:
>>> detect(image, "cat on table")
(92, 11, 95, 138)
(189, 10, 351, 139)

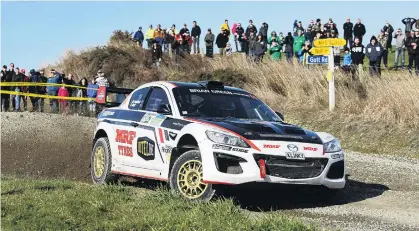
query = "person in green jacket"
(267, 31, 279, 48)
(269, 41, 282, 61)
(293, 30, 306, 57)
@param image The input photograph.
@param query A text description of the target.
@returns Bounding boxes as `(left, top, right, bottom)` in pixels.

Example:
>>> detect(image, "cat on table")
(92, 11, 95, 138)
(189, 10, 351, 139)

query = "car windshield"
(172, 87, 281, 122)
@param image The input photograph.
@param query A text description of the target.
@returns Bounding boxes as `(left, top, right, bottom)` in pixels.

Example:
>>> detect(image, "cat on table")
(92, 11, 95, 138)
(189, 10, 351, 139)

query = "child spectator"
(58, 85, 69, 115)
(342, 47, 354, 76)
(225, 43, 233, 56)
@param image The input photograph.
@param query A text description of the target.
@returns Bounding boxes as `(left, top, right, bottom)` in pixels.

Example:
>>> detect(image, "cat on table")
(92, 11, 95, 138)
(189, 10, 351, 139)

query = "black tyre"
(91, 137, 118, 184)
(169, 150, 215, 201)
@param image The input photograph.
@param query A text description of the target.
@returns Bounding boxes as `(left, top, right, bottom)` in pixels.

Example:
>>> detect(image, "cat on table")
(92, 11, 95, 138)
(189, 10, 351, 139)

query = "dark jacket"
(405, 36, 419, 54)
(353, 23, 366, 38)
(365, 36, 384, 62)
(254, 40, 267, 56)
(247, 35, 258, 50)
(1, 70, 12, 91)
(133, 30, 144, 42)
(284, 35, 294, 53)
(402, 18, 416, 32)
(235, 26, 245, 41)
(179, 28, 190, 39)
(216, 33, 228, 48)
(204, 33, 215, 47)
(28, 73, 41, 94)
(350, 43, 365, 65)
(343, 22, 353, 38)
(259, 23, 269, 37)
(191, 25, 201, 38)
(39, 74, 48, 94)
(246, 24, 257, 36)
(63, 78, 76, 96)
(152, 45, 163, 61)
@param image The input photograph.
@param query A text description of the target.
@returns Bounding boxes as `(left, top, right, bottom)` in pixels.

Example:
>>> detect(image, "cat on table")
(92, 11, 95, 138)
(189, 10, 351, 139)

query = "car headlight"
(205, 130, 250, 148)
(324, 139, 342, 153)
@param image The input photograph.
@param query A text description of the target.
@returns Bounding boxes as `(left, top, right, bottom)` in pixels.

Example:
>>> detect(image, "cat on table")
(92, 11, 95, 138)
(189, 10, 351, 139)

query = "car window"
(128, 87, 150, 110)
(144, 87, 169, 112)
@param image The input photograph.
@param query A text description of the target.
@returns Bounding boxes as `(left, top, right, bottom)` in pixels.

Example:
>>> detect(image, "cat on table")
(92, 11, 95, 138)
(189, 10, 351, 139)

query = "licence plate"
(285, 152, 305, 160)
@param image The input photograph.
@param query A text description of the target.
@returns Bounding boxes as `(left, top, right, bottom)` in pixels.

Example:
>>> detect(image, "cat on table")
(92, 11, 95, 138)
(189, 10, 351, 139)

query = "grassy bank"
(48, 30, 418, 158)
(1, 176, 316, 231)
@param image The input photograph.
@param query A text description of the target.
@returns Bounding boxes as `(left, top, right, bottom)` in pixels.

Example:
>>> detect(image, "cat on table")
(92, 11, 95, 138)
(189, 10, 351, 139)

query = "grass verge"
(1, 176, 316, 231)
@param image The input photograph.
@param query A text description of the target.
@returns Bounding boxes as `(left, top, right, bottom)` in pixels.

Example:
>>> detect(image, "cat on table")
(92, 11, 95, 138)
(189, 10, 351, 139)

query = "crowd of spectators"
(132, 17, 419, 76)
(2, 17, 419, 113)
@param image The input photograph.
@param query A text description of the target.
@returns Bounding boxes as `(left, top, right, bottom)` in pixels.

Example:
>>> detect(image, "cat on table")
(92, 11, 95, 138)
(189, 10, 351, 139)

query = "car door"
(121, 86, 172, 171)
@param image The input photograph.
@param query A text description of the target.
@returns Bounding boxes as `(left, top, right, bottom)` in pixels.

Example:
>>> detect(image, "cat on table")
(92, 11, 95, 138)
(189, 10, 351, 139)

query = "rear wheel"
(91, 137, 118, 184)
(169, 150, 215, 201)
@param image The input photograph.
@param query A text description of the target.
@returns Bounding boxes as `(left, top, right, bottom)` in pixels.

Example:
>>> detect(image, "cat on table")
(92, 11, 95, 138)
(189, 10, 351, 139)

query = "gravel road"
(1, 112, 418, 231)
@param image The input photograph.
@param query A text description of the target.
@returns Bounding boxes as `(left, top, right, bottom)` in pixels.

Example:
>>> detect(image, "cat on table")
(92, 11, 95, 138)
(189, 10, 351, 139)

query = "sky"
(1, 1, 419, 70)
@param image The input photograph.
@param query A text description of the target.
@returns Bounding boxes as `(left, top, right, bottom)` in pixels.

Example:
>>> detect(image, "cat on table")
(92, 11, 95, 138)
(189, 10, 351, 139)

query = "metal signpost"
(309, 38, 346, 111)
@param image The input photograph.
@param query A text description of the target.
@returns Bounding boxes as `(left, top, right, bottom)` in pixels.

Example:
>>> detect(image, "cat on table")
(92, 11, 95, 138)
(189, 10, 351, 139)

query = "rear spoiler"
(95, 86, 134, 107)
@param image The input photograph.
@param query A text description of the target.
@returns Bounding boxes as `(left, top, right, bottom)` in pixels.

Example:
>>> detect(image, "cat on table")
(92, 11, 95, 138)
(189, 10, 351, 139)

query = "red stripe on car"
(158, 128, 164, 143)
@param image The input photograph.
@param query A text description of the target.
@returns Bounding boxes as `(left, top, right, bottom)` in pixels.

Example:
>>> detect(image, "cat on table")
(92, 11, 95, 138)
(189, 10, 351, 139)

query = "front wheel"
(169, 150, 215, 201)
(91, 137, 118, 184)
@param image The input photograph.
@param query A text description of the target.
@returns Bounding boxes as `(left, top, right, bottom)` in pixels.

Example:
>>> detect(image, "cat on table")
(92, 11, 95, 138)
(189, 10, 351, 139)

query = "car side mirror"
(275, 111, 284, 121)
(157, 104, 171, 115)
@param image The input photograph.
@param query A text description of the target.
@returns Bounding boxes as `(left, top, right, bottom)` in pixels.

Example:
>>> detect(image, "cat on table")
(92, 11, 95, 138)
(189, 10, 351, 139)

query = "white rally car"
(91, 80, 345, 201)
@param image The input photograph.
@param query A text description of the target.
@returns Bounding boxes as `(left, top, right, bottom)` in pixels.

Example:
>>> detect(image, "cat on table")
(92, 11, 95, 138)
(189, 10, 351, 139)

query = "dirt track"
(1, 112, 419, 231)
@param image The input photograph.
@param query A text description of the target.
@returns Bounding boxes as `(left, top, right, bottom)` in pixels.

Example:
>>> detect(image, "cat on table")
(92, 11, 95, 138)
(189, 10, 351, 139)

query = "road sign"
(313, 38, 346, 47)
(310, 47, 330, 56)
(306, 55, 328, 64)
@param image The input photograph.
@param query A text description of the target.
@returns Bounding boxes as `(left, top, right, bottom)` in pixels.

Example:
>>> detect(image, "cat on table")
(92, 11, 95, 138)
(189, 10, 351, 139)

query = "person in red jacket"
(58, 85, 69, 115)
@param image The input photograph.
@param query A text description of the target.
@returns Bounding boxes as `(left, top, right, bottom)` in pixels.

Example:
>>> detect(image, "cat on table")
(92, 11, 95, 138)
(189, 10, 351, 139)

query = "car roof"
(167, 81, 249, 93)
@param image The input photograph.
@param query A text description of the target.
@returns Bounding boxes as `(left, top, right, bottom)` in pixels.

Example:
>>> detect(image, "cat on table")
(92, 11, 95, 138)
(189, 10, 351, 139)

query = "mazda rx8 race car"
(91, 80, 345, 201)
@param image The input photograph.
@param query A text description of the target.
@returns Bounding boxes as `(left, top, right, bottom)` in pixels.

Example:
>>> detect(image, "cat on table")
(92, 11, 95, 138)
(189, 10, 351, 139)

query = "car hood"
(194, 118, 323, 145)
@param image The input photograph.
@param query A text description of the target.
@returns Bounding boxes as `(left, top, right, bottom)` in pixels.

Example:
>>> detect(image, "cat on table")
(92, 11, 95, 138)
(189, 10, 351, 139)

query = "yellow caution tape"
(0, 90, 95, 101)
(0, 82, 98, 90)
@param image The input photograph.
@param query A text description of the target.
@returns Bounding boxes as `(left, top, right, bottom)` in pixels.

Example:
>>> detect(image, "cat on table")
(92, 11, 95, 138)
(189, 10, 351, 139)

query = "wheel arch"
(169, 134, 199, 173)
(93, 129, 108, 150)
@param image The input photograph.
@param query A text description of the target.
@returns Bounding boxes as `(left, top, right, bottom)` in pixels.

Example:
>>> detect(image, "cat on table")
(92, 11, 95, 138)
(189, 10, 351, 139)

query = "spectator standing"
(234, 23, 245, 52)
(293, 30, 306, 58)
(351, 37, 366, 75)
(402, 17, 416, 33)
(284, 32, 294, 61)
(365, 36, 384, 77)
(20, 69, 29, 111)
(342, 47, 354, 77)
(28, 69, 40, 112)
(168, 24, 179, 35)
(279, 32, 285, 52)
(145, 25, 154, 49)
(312, 19, 322, 35)
(87, 78, 98, 115)
(254, 34, 267, 62)
(416, 19, 419, 31)
(216, 29, 229, 56)
(58, 85, 69, 115)
(191, 21, 201, 54)
(63, 74, 76, 113)
(38, 69, 48, 112)
(354, 19, 366, 44)
(393, 28, 406, 70)
(268, 41, 282, 61)
(378, 30, 389, 69)
(204, 28, 215, 58)
(183, 31, 193, 54)
(12, 67, 24, 111)
(221, 19, 230, 39)
(153, 24, 165, 46)
(133, 27, 144, 47)
(267, 31, 279, 48)
(405, 29, 419, 75)
(305, 26, 313, 44)
(294, 21, 304, 37)
(179, 23, 190, 40)
(47, 69, 62, 113)
(1, 65, 11, 111)
(246, 20, 257, 37)
(225, 43, 233, 56)
(95, 70, 109, 87)
(247, 30, 257, 58)
(152, 41, 162, 68)
(240, 33, 249, 55)
(298, 43, 312, 64)
(343, 18, 354, 47)
(165, 30, 175, 54)
(77, 78, 88, 115)
(324, 18, 336, 33)
(259, 22, 269, 42)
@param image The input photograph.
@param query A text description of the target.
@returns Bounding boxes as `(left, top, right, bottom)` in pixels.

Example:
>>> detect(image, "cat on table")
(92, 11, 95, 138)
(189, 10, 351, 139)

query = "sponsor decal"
(129, 100, 142, 107)
(168, 131, 177, 140)
(259, 133, 304, 139)
(115, 129, 136, 157)
(263, 144, 280, 148)
(231, 147, 249, 153)
(244, 132, 253, 136)
(303, 147, 318, 151)
(331, 153, 344, 159)
(287, 144, 299, 152)
(137, 137, 155, 160)
(101, 110, 115, 116)
(212, 144, 232, 151)
(161, 145, 173, 154)
(149, 115, 166, 126)
(140, 113, 153, 123)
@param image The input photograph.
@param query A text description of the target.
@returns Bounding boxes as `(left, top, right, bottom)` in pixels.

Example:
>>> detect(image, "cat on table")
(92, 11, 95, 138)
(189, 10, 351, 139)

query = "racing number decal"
(137, 137, 155, 160)
(115, 129, 136, 157)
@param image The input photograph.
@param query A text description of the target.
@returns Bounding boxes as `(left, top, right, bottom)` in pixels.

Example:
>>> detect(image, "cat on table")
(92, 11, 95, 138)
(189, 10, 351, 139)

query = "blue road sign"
(307, 56, 328, 64)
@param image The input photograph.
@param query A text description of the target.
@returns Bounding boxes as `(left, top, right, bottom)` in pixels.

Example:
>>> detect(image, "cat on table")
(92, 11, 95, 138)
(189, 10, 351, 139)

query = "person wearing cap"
(405, 29, 419, 75)
(378, 30, 389, 69)
(191, 21, 202, 54)
(354, 18, 366, 44)
(153, 24, 165, 46)
(365, 36, 384, 77)
(402, 17, 416, 33)
(179, 23, 190, 40)
(46, 69, 62, 112)
(27, 69, 41, 112)
(393, 28, 406, 70)
(145, 25, 154, 49)
(204, 28, 215, 58)
(259, 22, 269, 42)
(234, 23, 245, 52)
(38, 69, 48, 112)
(343, 18, 354, 47)
(216, 29, 229, 56)
(246, 19, 257, 37)
(221, 19, 230, 39)
(133, 27, 144, 48)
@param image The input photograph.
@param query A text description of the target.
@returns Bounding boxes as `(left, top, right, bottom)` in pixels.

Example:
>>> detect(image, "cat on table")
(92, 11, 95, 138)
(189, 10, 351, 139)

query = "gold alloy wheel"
(94, 146, 105, 178)
(177, 159, 208, 199)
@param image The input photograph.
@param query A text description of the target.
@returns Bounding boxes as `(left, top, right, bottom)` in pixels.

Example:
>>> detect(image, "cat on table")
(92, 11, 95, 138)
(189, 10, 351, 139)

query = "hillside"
(51, 30, 419, 158)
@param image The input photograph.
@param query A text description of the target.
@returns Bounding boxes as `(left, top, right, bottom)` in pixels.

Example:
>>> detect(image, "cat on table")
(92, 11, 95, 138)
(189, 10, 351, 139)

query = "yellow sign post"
(313, 38, 346, 47)
(309, 47, 330, 56)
